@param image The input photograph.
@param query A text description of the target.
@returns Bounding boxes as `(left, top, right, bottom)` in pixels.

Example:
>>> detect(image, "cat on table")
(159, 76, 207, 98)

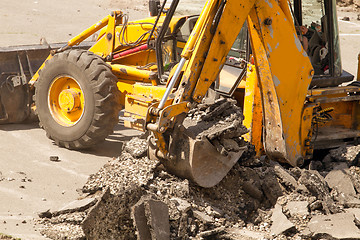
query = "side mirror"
(149, 0, 161, 17)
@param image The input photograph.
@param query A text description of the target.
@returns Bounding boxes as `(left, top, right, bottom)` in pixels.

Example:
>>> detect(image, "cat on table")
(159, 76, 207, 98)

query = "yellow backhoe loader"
(0, 0, 359, 187)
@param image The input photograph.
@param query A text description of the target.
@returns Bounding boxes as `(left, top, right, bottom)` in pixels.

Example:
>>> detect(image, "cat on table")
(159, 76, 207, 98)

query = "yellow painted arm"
(149, 0, 314, 166)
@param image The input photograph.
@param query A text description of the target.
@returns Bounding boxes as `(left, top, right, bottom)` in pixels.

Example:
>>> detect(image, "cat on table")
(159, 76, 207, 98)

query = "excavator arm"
(146, 0, 313, 184)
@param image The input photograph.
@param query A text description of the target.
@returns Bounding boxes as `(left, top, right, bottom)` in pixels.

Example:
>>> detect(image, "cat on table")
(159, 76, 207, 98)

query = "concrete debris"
(124, 137, 148, 158)
(222, 228, 267, 240)
(37, 212, 87, 239)
(343, 197, 360, 208)
(349, 166, 360, 194)
(170, 197, 191, 212)
(197, 226, 225, 238)
(242, 180, 263, 200)
(307, 213, 360, 239)
(183, 98, 248, 154)
(144, 198, 170, 240)
(40, 223, 85, 240)
(309, 200, 323, 211)
(36, 122, 360, 239)
(285, 201, 309, 216)
(193, 210, 214, 224)
(308, 160, 323, 170)
(82, 187, 145, 239)
(38, 209, 52, 219)
(330, 144, 360, 165)
(132, 197, 151, 240)
(261, 169, 284, 205)
(346, 208, 360, 222)
(42, 198, 97, 218)
(82, 152, 158, 194)
(325, 168, 356, 196)
(131, 196, 170, 240)
(270, 204, 295, 236)
(272, 161, 298, 190)
(298, 170, 338, 214)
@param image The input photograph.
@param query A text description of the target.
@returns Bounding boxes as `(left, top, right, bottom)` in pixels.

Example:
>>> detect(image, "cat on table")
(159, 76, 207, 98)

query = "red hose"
(113, 44, 148, 59)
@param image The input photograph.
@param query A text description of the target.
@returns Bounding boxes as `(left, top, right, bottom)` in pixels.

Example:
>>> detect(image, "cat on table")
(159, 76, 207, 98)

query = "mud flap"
(148, 129, 246, 188)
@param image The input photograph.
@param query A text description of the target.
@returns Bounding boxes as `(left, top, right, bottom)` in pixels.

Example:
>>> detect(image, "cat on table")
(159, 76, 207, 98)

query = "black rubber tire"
(35, 49, 121, 149)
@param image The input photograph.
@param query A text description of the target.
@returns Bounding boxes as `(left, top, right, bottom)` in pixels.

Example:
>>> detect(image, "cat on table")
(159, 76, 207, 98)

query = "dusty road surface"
(0, 122, 140, 239)
(0, 1, 147, 238)
(337, 8, 360, 76)
(0, 0, 359, 239)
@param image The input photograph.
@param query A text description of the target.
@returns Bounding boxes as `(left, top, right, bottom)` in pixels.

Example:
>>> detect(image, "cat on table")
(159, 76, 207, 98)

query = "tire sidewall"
(36, 56, 95, 142)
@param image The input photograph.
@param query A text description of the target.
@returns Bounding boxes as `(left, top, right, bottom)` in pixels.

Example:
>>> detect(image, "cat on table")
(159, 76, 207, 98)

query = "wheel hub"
(48, 76, 85, 127)
(58, 89, 81, 113)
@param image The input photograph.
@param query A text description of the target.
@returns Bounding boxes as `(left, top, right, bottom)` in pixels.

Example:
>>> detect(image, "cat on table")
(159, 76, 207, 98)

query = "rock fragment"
(330, 144, 360, 165)
(38, 209, 52, 219)
(144, 198, 170, 240)
(308, 160, 322, 170)
(286, 201, 309, 216)
(242, 180, 263, 200)
(198, 226, 225, 238)
(123, 137, 148, 158)
(51, 198, 97, 217)
(223, 228, 267, 240)
(170, 197, 191, 212)
(272, 162, 298, 190)
(193, 210, 214, 224)
(325, 168, 356, 196)
(307, 213, 360, 239)
(262, 170, 284, 205)
(132, 196, 170, 240)
(49, 156, 60, 162)
(298, 170, 337, 213)
(82, 187, 145, 239)
(346, 208, 360, 223)
(270, 204, 295, 236)
(348, 166, 360, 194)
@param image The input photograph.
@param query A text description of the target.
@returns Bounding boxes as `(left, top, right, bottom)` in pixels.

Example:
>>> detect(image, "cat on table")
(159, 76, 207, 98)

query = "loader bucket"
(0, 42, 93, 123)
(149, 128, 246, 188)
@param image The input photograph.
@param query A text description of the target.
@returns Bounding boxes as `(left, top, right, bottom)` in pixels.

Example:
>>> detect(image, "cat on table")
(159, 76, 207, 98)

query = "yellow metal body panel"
(111, 64, 157, 82)
(248, 0, 314, 166)
(191, 0, 256, 101)
(243, 65, 263, 156)
(173, 0, 221, 104)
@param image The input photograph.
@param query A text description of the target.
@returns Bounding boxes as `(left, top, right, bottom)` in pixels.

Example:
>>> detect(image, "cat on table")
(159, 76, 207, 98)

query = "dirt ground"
(0, 0, 359, 239)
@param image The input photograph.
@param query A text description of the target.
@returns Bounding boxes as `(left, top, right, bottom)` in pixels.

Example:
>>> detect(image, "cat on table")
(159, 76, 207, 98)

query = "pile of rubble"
(183, 98, 248, 155)
(35, 99, 360, 240)
(36, 138, 360, 240)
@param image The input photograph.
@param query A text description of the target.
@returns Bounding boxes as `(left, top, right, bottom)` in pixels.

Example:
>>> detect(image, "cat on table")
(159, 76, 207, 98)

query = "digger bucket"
(0, 42, 92, 123)
(148, 128, 246, 188)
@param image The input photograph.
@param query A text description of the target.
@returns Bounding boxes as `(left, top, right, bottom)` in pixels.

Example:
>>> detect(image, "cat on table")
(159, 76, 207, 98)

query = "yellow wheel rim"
(48, 76, 85, 127)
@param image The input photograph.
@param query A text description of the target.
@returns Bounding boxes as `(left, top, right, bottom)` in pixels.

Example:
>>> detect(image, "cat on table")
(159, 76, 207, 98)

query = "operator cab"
(291, 0, 354, 88)
(152, 0, 353, 92)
